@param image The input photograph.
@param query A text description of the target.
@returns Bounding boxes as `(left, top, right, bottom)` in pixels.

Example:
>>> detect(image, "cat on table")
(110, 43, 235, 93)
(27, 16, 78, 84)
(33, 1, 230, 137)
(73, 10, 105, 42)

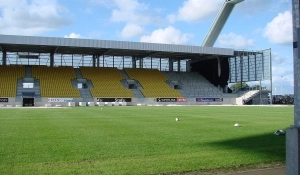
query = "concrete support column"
(224, 85, 228, 93)
(287, 1, 300, 174)
(169, 58, 173, 71)
(286, 127, 300, 175)
(139, 57, 143, 68)
(186, 60, 191, 72)
(217, 57, 221, 77)
(177, 59, 181, 72)
(102, 55, 105, 67)
(92, 55, 96, 67)
(159, 58, 161, 71)
(132, 57, 136, 68)
(2, 51, 6, 66)
(50, 53, 54, 67)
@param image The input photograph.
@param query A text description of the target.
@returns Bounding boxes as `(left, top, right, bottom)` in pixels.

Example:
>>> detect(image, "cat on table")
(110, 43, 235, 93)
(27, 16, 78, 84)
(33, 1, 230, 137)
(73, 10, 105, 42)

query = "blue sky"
(0, 0, 293, 94)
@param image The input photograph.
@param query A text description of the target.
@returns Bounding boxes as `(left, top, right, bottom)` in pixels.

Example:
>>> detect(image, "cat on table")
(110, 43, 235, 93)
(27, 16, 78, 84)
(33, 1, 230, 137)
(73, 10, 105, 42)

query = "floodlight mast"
(201, 0, 244, 47)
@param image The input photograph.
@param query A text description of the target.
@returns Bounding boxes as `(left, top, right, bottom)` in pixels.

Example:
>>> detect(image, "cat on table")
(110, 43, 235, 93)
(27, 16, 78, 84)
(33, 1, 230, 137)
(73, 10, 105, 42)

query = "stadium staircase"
(73, 68, 94, 102)
(120, 70, 144, 98)
(16, 66, 42, 102)
(120, 70, 130, 79)
(74, 68, 83, 79)
(15, 79, 23, 102)
(14, 66, 41, 103)
(236, 90, 260, 105)
(163, 71, 223, 98)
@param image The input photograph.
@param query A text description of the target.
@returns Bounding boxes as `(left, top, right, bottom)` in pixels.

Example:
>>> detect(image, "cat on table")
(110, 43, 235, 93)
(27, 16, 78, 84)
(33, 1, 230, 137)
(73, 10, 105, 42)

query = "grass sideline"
(0, 106, 293, 175)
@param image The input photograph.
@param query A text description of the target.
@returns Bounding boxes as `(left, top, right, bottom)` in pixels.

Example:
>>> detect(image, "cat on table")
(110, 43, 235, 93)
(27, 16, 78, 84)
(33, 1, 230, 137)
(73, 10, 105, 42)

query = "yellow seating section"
(124, 68, 182, 98)
(0, 65, 25, 97)
(80, 67, 133, 98)
(32, 66, 80, 98)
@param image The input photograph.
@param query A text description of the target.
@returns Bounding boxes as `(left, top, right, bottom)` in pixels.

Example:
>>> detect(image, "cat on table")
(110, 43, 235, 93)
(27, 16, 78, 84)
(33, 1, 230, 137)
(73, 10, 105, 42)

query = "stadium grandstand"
(0, 0, 272, 107)
(0, 34, 271, 107)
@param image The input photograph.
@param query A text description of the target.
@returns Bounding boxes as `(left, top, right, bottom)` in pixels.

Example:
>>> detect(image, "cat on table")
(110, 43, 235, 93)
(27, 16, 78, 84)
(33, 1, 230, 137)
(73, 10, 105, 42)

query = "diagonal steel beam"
(201, 0, 244, 47)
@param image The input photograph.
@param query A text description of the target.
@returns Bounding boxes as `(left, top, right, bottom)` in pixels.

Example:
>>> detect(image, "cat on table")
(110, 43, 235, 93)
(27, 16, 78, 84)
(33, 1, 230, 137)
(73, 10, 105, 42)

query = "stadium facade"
(0, 34, 271, 107)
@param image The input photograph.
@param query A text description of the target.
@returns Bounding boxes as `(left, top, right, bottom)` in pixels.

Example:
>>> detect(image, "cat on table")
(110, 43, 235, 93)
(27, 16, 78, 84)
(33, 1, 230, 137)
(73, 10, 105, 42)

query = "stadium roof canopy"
(0, 34, 234, 60)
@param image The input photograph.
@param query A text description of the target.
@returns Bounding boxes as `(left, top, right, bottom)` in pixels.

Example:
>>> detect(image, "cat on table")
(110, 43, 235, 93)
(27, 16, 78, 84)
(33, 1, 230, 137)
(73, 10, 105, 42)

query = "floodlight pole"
(286, 1, 300, 174)
(259, 79, 262, 105)
(201, 0, 244, 47)
(281, 76, 283, 95)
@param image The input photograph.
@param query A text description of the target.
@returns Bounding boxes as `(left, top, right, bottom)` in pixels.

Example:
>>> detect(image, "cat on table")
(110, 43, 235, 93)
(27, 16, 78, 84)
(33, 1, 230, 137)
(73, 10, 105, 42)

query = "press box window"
(23, 83, 34, 88)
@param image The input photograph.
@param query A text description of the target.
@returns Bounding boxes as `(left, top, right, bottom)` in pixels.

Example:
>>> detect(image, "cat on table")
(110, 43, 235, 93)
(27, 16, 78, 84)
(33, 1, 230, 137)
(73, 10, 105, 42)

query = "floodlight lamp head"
(225, 0, 244, 4)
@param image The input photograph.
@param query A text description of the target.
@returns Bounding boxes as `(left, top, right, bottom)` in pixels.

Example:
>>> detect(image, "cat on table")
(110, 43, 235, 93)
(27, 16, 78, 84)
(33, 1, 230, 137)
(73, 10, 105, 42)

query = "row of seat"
(124, 68, 182, 98)
(80, 67, 134, 98)
(0, 66, 25, 97)
(32, 66, 81, 97)
(163, 71, 223, 98)
(0, 66, 218, 98)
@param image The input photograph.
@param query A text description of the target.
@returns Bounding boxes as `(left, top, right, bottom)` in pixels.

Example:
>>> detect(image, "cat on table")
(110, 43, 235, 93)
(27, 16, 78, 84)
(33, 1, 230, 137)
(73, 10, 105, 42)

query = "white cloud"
(87, 0, 163, 40)
(120, 23, 145, 39)
(110, 0, 160, 25)
(230, 0, 291, 18)
(140, 26, 193, 45)
(272, 52, 293, 66)
(0, 0, 72, 36)
(270, 51, 294, 94)
(263, 11, 292, 45)
(168, 0, 222, 23)
(272, 69, 294, 94)
(167, 14, 177, 24)
(86, 0, 112, 6)
(272, 66, 293, 78)
(86, 30, 104, 39)
(64, 32, 82, 38)
(236, 0, 277, 14)
(218, 32, 255, 49)
(86, 0, 151, 23)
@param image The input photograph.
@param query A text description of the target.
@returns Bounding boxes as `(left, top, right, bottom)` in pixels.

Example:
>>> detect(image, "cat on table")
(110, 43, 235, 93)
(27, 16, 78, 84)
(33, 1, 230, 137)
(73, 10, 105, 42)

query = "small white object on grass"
(274, 130, 285, 135)
(101, 108, 103, 110)
(175, 118, 179, 121)
(234, 123, 240, 127)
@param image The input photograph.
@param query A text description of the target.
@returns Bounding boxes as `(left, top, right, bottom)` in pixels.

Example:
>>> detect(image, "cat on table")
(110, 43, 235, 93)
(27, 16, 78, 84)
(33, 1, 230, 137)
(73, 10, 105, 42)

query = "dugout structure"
(0, 34, 271, 106)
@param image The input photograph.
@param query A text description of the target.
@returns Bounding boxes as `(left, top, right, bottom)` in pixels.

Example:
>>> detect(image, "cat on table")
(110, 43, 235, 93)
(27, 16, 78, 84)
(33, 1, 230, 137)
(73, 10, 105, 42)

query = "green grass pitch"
(0, 106, 293, 174)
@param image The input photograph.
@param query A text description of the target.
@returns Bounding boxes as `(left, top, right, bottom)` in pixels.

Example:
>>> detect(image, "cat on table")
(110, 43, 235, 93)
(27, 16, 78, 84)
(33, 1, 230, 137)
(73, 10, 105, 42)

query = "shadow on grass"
(206, 133, 286, 160)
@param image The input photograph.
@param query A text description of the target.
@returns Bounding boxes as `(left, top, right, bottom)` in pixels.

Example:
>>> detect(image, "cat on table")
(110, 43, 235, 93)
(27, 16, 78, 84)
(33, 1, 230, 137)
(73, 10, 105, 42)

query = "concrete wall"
(0, 97, 239, 107)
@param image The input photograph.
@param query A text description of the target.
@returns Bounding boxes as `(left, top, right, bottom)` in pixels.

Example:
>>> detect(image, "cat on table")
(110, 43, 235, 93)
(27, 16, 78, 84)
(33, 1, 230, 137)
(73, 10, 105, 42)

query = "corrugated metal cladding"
(0, 34, 234, 56)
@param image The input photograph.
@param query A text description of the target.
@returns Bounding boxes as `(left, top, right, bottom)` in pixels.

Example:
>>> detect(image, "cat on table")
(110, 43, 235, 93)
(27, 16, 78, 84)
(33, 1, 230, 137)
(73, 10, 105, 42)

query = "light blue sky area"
(0, 0, 293, 94)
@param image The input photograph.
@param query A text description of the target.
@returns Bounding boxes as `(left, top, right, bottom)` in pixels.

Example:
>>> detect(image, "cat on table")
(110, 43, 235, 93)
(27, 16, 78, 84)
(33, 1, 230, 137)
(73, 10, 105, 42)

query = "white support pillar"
(287, 1, 300, 174)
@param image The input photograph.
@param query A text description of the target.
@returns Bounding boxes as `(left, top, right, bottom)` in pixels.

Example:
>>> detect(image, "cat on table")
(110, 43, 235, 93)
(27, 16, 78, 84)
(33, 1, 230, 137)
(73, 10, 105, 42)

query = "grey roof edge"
(0, 34, 234, 56)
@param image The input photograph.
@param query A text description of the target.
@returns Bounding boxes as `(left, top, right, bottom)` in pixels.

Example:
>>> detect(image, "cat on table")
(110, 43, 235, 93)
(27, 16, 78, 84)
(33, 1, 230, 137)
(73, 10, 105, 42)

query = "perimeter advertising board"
(0, 98, 8, 102)
(96, 98, 132, 102)
(196, 98, 223, 102)
(48, 98, 74, 102)
(156, 98, 187, 102)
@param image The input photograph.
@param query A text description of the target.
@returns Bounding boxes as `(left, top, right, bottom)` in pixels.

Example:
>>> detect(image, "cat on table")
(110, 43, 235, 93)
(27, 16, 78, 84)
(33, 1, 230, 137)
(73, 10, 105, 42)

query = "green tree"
(230, 82, 249, 91)
(251, 84, 261, 90)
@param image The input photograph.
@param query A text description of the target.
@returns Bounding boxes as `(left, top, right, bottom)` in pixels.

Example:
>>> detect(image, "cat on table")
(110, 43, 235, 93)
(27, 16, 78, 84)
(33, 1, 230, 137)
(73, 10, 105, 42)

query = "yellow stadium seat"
(32, 66, 80, 98)
(124, 68, 182, 98)
(80, 67, 133, 98)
